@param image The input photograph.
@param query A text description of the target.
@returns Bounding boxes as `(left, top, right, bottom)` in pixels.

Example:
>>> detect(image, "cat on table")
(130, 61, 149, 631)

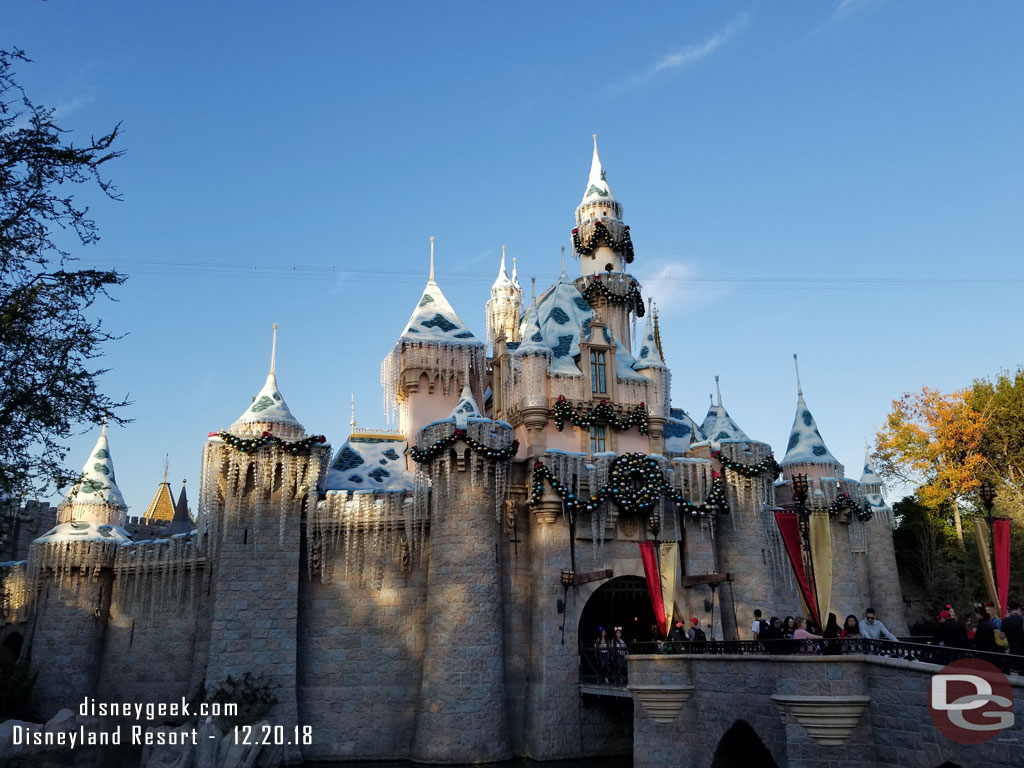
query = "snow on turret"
(781, 357, 840, 469)
(633, 308, 665, 370)
(486, 246, 523, 347)
(450, 382, 483, 427)
(230, 324, 306, 441)
(860, 447, 883, 488)
(580, 134, 616, 206)
(699, 378, 750, 445)
(324, 431, 414, 493)
(56, 422, 129, 526)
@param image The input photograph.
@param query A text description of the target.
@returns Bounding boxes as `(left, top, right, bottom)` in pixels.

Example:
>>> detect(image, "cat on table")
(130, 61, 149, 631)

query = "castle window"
(590, 351, 606, 394)
(590, 425, 606, 453)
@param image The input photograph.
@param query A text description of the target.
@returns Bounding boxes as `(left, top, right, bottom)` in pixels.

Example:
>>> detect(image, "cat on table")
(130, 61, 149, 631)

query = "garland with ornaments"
(553, 396, 649, 435)
(528, 452, 730, 519)
(579, 275, 645, 316)
(828, 492, 874, 522)
(711, 450, 782, 479)
(410, 427, 519, 464)
(214, 430, 327, 455)
(571, 221, 635, 263)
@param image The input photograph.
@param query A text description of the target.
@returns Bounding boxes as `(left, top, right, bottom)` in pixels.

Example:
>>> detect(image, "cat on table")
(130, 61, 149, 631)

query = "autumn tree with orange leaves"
(874, 387, 988, 548)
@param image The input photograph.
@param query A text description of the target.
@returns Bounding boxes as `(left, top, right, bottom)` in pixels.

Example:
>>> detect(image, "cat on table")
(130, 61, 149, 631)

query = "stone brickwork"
(0, 500, 54, 562)
(96, 564, 204, 706)
(29, 570, 114, 718)
(410, 442, 511, 763)
(866, 512, 908, 635)
(630, 653, 1024, 768)
(296, 541, 429, 761)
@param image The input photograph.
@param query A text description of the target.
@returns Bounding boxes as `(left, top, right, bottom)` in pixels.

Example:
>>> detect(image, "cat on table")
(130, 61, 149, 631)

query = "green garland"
(528, 452, 730, 518)
(553, 396, 649, 435)
(571, 221, 635, 264)
(711, 450, 781, 479)
(410, 427, 519, 464)
(579, 276, 645, 316)
(828, 492, 874, 522)
(216, 430, 327, 455)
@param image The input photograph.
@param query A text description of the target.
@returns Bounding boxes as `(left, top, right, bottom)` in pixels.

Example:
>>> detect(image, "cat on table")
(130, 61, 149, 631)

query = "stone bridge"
(628, 652, 1024, 768)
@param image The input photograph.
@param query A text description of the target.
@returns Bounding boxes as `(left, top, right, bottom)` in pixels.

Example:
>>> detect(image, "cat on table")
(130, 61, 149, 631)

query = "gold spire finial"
(560, 245, 566, 276)
(652, 300, 664, 362)
(270, 323, 278, 375)
(793, 353, 803, 397)
(429, 236, 435, 282)
(163, 454, 169, 484)
(350, 393, 357, 434)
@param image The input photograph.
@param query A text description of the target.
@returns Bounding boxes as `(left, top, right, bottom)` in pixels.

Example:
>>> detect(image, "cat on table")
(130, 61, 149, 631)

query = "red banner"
(774, 511, 818, 625)
(639, 541, 667, 636)
(994, 519, 1010, 618)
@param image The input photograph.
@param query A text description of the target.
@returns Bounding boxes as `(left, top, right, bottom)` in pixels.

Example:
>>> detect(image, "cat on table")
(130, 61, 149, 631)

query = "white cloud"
(636, 259, 731, 317)
(612, 12, 752, 94)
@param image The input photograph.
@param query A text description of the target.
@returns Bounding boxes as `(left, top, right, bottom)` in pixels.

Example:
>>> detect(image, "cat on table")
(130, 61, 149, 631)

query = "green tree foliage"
(0, 48, 128, 499)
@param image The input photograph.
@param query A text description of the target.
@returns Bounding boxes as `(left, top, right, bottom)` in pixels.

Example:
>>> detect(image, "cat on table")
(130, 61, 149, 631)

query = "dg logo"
(929, 658, 1015, 744)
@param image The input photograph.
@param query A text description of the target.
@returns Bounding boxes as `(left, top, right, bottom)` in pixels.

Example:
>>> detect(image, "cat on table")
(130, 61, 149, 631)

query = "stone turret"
(485, 246, 523, 349)
(410, 396, 513, 763)
(28, 425, 132, 717)
(634, 306, 669, 452)
(572, 137, 640, 352)
(382, 238, 486, 449)
(200, 325, 330, 762)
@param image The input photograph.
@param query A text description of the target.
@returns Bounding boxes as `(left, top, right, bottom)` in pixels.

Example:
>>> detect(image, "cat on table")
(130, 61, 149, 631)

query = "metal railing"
(620, 638, 1024, 677)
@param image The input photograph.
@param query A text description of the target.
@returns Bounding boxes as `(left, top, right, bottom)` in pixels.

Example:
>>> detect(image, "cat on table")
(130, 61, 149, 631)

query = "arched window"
(590, 350, 606, 394)
(590, 424, 606, 454)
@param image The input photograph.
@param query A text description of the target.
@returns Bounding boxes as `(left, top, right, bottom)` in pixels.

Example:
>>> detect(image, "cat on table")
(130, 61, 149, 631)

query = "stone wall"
(296, 538, 429, 761)
(630, 653, 1024, 768)
(29, 569, 114, 718)
(96, 563, 205, 707)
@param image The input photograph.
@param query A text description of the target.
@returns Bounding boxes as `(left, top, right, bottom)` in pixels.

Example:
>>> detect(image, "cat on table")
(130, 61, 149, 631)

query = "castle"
(0, 138, 905, 764)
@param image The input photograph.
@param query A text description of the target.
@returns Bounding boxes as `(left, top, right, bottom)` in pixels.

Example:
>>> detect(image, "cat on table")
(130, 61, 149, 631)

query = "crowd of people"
(585, 599, 1024, 683)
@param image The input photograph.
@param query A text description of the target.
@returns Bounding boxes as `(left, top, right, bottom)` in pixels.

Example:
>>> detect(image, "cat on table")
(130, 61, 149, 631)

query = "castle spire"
(57, 426, 129, 526)
(229, 325, 306, 441)
(781, 366, 841, 469)
(793, 353, 803, 397)
(511, 257, 519, 287)
(633, 301, 665, 369)
(428, 236, 436, 282)
(699, 378, 750, 445)
(486, 246, 522, 347)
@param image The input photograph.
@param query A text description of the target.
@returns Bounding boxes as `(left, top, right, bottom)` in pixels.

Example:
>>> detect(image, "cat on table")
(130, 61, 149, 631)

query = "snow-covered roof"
(700, 403, 750, 445)
(860, 448, 883, 487)
(519, 275, 593, 376)
(865, 492, 889, 512)
(781, 393, 839, 467)
(450, 383, 483, 427)
(614, 337, 646, 381)
(59, 425, 128, 515)
(665, 408, 706, 454)
(323, 433, 414, 493)
(230, 370, 305, 438)
(513, 302, 550, 358)
(634, 311, 665, 370)
(580, 135, 616, 206)
(491, 248, 514, 292)
(399, 277, 482, 346)
(35, 521, 133, 544)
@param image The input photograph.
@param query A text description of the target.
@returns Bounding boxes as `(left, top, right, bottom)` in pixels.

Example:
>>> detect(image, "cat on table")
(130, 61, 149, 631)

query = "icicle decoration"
(381, 342, 486, 424)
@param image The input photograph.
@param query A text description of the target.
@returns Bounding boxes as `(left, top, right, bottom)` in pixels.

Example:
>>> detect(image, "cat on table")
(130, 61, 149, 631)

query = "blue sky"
(7, 1, 1023, 510)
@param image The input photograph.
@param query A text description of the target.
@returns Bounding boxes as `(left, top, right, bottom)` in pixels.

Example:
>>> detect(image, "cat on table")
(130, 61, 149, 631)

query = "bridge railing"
(622, 638, 1024, 677)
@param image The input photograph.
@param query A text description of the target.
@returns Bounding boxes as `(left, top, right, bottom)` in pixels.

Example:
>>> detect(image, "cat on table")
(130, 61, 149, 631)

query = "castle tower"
(634, 306, 669, 452)
(55, 423, 128, 526)
(410, 391, 513, 763)
(199, 326, 330, 761)
(572, 137, 640, 352)
(27, 425, 131, 717)
(699, 378, 751, 447)
(142, 462, 176, 523)
(511, 298, 552, 454)
(166, 479, 194, 535)
(381, 238, 486, 447)
(859, 448, 906, 633)
(485, 246, 523, 349)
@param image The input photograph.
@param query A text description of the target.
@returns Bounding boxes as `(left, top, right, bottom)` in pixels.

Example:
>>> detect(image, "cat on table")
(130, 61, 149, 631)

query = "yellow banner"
(973, 518, 1001, 615)
(809, 512, 832, 626)
(659, 542, 679, 631)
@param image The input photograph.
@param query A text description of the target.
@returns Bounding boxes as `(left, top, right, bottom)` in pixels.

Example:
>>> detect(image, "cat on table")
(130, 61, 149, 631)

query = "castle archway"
(577, 575, 655, 648)
(709, 720, 778, 768)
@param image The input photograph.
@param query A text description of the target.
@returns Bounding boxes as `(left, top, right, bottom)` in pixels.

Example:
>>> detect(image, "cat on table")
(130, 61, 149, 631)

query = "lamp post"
(979, 481, 1000, 614)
